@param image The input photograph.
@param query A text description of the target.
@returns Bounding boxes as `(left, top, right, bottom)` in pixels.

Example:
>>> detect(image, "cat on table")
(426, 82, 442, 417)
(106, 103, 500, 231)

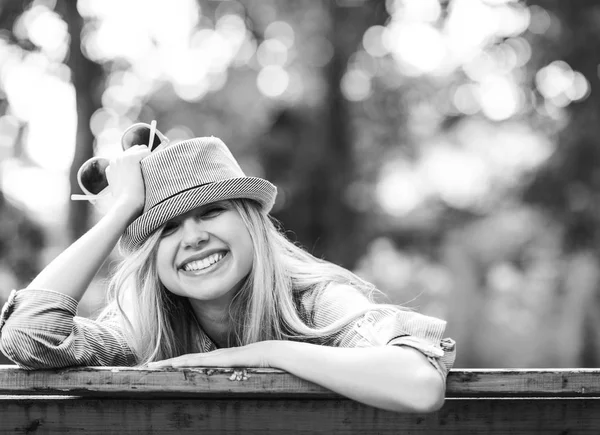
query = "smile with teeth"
(182, 252, 226, 272)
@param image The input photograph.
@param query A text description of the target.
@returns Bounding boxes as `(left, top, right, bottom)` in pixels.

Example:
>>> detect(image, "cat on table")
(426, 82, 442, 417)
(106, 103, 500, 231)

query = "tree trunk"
(59, 0, 103, 241)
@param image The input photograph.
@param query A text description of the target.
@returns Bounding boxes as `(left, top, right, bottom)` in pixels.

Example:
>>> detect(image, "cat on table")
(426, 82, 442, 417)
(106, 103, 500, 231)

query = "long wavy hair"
(99, 199, 392, 365)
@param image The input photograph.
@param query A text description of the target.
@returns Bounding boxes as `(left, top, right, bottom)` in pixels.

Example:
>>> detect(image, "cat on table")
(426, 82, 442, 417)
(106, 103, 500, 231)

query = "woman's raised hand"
(106, 145, 151, 221)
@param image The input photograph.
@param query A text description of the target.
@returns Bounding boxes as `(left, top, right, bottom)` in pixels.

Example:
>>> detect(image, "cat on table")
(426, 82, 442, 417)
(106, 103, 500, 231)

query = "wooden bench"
(1, 365, 599, 434)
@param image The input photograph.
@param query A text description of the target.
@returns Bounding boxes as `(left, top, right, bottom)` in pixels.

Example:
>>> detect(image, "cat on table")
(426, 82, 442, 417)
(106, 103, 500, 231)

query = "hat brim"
(119, 177, 277, 252)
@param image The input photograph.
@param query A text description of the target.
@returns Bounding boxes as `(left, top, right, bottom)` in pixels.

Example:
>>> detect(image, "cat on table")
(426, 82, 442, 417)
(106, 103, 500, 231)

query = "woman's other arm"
(147, 340, 444, 413)
(268, 340, 445, 413)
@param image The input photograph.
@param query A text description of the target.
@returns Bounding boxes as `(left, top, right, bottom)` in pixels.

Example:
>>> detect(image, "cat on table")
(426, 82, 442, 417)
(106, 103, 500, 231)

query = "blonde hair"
(100, 199, 391, 365)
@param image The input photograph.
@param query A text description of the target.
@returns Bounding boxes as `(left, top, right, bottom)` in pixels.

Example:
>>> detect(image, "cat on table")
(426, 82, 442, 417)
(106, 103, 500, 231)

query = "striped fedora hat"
(119, 136, 277, 251)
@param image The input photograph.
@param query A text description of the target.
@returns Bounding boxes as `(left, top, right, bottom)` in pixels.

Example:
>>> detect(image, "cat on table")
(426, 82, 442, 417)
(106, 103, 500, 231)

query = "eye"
(161, 220, 180, 237)
(201, 205, 226, 219)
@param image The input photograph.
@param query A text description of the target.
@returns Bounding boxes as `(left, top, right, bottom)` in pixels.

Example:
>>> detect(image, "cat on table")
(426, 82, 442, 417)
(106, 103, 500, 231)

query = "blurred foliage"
(1, 0, 600, 368)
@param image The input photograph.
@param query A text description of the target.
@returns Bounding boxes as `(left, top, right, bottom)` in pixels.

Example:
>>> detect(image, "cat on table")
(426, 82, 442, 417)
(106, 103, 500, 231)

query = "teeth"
(183, 252, 225, 272)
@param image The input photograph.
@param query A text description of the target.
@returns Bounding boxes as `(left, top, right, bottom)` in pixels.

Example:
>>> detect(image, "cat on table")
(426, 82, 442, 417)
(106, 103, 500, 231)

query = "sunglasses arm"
(71, 194, 104, 201)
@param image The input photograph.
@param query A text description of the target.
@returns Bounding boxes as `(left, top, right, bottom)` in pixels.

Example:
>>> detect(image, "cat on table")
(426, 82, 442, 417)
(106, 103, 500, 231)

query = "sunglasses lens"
(79, 158, 109, 195)
(122, 126, 162, 151)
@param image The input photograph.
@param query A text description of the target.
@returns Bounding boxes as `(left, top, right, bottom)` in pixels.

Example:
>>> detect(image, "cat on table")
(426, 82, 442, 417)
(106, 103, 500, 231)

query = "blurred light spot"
(3, 53, 76, 171)
(257, 65, 289, 98)
(173, 80, 210, 102)
(536, 61, 573, 99)
(363, 25, 388, 57)
(1, 158, 68, 224)
(542, 99, 566, 121)
(528, 5, 551, 35)
(89, 108, 118, 138)
(257, 39, 288, 67)
(164, 125, 195, 142)
(362, 238, 414, 289)
(376, 161, 424, 216)
(81, 0, 199, 64)
(264, 21, 295, 49)
(459, 120, 553, 173)
(478, 76, 522, 121)
(421, 143, 489, 208)
(214, 0, 244, 20)
(535, 60, 587, 105)
(216, 14, 247, 50)
(490, 43, 518, 73)
(341, 69, 372, 101)
(549, 92, 571, 108)
(505, 37, 532, 67)
(462, 51, 495, 82)
(85, 18, 153, 62)
(566, 71, 590, 102)
(495, 3, 530, 37)
(77, 0, 106, 18)
(387, 0, 441, 22)
(385, 22, 446, 75)
(188, 29, 233, 74)
(102, 84, 140, 114)
(95, 126, 126, 158)
(453, 84, 479, 115)
(445, 0, 497, 61)
(25, 87, 76, 171)
(488, 262, 523, 293)
(16, 5, 68, 61)
(284, 68, 306, 103)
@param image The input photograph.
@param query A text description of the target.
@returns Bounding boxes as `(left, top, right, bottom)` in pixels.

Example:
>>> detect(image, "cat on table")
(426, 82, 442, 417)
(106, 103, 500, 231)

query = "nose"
(180, 217, 209, 248)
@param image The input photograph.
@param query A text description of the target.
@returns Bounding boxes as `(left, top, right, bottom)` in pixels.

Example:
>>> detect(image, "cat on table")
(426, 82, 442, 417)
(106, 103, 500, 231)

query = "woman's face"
(155, 200, 254, 304)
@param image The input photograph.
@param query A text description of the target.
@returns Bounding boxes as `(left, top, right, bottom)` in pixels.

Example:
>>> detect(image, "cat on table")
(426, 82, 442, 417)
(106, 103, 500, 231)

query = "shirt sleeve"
(0, 288, 137, 369)
(300, 284, 456, 380)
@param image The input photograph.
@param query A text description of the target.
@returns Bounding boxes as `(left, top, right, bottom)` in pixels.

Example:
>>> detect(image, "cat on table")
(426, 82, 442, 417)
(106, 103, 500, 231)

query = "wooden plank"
(1, 398, 600, 434)
(446, 369, 600, 397)
(0, 366, 331, 398)
(2, 365, 600, 398)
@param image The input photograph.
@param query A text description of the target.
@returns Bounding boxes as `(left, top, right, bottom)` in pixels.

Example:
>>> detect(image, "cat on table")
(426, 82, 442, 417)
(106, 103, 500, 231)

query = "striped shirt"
(0, 286, 455, 379)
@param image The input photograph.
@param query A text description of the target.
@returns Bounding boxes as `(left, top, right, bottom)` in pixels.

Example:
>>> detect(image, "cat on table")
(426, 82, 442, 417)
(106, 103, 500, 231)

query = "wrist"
(106, 199, 143, 227)
(263, 340, 306, 369)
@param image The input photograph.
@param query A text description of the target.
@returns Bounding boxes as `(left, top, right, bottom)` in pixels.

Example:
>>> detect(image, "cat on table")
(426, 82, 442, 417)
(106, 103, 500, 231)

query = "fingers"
(147, 354, 200, 368)
(113, 144, 151, 165)
(146, 360, 173, 369)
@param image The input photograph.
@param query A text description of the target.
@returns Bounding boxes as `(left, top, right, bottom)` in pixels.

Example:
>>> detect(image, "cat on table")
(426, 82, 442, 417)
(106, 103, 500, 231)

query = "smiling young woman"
(0, 130, 455, 414)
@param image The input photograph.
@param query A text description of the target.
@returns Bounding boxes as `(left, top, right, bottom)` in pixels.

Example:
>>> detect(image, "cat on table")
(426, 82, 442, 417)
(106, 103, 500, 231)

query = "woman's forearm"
(269, 341, 445, 413)
(27, 204, 137, 301)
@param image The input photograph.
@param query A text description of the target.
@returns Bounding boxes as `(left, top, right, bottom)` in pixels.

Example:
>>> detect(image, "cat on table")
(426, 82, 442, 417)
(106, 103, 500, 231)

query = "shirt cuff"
(0, 289, 18, 334)
(0, 288, 79, 335)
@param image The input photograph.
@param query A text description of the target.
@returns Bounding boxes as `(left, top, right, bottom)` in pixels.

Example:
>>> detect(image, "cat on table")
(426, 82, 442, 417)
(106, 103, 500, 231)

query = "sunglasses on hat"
(71, 121, 168, 201)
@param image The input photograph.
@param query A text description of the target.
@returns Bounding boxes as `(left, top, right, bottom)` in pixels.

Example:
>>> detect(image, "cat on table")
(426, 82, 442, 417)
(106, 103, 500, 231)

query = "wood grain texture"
(1, 398, 600, 434)
(1, 366, 600, 398)
(2, 367, 600, 434)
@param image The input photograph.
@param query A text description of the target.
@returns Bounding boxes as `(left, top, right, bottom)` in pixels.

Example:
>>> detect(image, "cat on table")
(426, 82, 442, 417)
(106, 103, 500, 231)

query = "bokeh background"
(0, 0, 599, 368)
